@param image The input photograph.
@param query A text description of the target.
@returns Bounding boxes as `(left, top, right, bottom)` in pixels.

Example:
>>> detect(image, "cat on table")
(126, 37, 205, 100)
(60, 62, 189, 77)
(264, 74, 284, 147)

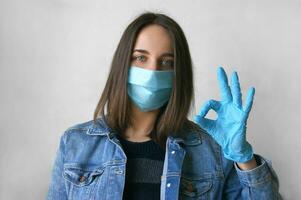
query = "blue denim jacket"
(46, 116, 282, 200)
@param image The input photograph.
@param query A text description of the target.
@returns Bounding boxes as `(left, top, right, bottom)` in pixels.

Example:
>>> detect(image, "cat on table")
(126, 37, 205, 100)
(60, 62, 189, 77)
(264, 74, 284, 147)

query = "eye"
(161, 59, 174, 69)
(133, 55, 146, 62)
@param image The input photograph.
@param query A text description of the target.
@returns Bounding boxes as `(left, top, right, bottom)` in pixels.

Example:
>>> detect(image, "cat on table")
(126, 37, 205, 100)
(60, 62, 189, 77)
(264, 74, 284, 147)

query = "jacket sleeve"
(46, 132, 68, 200)
(222, 153, 283, 200)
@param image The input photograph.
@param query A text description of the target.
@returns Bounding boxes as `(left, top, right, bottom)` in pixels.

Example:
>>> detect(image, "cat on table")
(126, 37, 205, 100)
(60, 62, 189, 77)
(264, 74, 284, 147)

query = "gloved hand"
(194, 66, 255, 163)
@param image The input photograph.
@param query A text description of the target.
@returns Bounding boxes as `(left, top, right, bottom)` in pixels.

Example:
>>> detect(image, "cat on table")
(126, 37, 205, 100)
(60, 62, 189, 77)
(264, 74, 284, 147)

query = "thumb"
(193, 115, 215, 135)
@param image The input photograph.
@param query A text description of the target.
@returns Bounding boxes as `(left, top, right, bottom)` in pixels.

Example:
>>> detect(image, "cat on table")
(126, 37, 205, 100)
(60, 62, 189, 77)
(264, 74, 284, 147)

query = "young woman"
(46, 12, 282, 200)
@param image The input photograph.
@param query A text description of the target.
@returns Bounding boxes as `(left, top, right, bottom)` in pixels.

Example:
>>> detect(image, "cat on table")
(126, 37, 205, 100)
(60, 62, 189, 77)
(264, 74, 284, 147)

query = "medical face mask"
(127, 66, 174, 112)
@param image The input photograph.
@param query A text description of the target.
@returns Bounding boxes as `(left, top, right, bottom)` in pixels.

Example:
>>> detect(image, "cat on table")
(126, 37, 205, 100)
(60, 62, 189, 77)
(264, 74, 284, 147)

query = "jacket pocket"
(179, 176, 213, 199)
(63, 163, 105, 200)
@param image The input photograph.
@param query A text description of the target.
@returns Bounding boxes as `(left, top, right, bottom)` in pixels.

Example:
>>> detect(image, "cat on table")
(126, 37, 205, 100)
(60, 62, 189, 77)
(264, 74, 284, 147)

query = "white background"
(0, 0, 300, 199)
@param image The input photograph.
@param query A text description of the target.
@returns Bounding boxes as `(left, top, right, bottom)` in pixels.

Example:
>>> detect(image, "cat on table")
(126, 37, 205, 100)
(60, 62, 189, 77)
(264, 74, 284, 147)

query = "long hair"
(93, 11, 200, 148)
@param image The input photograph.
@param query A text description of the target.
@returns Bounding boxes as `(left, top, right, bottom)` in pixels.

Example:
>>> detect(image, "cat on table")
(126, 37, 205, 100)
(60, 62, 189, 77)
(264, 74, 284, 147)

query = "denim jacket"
(46, 116, 282, 200)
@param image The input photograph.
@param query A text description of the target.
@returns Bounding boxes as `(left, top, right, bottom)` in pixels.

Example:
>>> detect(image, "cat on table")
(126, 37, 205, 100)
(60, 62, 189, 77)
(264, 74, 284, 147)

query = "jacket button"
(79, 176, 86, 182)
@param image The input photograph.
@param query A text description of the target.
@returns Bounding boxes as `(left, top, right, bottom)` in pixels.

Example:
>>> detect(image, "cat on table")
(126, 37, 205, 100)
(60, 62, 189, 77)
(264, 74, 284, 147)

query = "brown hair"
(93, 11, 200, 148)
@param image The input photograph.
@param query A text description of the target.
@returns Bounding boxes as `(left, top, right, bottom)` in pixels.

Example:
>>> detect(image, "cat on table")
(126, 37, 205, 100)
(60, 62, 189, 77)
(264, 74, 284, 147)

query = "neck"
(124, 104, 160, 142)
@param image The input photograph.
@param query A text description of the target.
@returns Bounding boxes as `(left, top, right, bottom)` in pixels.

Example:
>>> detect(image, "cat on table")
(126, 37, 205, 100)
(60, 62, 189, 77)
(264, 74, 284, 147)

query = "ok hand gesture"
(194, 66, 255, 163)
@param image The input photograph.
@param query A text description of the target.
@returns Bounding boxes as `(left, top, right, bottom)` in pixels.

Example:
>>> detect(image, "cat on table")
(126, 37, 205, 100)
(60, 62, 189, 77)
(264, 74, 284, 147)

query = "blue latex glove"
(194, 66, 255, 163)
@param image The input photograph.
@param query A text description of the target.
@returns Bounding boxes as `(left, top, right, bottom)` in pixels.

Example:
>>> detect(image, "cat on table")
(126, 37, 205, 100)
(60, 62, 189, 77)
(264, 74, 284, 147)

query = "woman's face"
(131, 24, 174, 71)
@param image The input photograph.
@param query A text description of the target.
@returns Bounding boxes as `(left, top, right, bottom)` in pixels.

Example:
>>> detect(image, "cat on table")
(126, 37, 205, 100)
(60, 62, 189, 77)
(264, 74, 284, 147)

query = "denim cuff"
(234, 154, 273, 187)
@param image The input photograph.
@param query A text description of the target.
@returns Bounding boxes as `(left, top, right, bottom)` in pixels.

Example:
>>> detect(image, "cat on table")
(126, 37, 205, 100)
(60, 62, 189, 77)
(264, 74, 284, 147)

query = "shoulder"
(180, 120, 231, 179)
(58, 117, 112, 162)
(184, 121, 237, 174)
(63, 119, 94, 135)
(59, 117, 109, 144)
(182, 119, 235, 165)
(180, 119, 221, 148)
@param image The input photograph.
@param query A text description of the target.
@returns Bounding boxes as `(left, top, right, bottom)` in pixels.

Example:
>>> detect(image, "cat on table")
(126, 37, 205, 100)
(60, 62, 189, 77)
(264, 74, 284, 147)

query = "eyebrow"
(133, 49, 174, 57)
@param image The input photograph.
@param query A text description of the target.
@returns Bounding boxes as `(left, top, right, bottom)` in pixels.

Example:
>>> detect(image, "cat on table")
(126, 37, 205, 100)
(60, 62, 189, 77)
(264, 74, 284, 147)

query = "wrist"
(223, 142, 254, 163)
(236, 155, 258, 170)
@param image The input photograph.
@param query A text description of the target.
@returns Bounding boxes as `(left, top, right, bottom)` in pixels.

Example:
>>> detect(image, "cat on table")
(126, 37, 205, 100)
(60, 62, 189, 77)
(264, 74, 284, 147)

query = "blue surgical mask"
(127, 66, 174, 112)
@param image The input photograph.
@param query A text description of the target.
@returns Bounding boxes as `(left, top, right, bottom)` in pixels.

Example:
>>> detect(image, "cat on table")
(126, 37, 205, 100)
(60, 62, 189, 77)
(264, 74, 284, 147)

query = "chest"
(62, 138, 225, 200)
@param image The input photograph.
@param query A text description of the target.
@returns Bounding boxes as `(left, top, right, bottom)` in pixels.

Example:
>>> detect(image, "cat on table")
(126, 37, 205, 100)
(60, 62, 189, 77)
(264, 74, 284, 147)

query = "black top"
(116, 134, 165, 200)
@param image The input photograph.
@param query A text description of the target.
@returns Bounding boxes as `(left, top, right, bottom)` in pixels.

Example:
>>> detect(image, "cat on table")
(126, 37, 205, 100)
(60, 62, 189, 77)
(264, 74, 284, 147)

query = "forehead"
(133, 24, 174, 53)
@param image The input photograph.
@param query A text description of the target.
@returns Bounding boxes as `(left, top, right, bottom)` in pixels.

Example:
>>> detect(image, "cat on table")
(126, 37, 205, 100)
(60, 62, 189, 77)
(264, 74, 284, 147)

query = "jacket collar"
(86, 116, 202, 145)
